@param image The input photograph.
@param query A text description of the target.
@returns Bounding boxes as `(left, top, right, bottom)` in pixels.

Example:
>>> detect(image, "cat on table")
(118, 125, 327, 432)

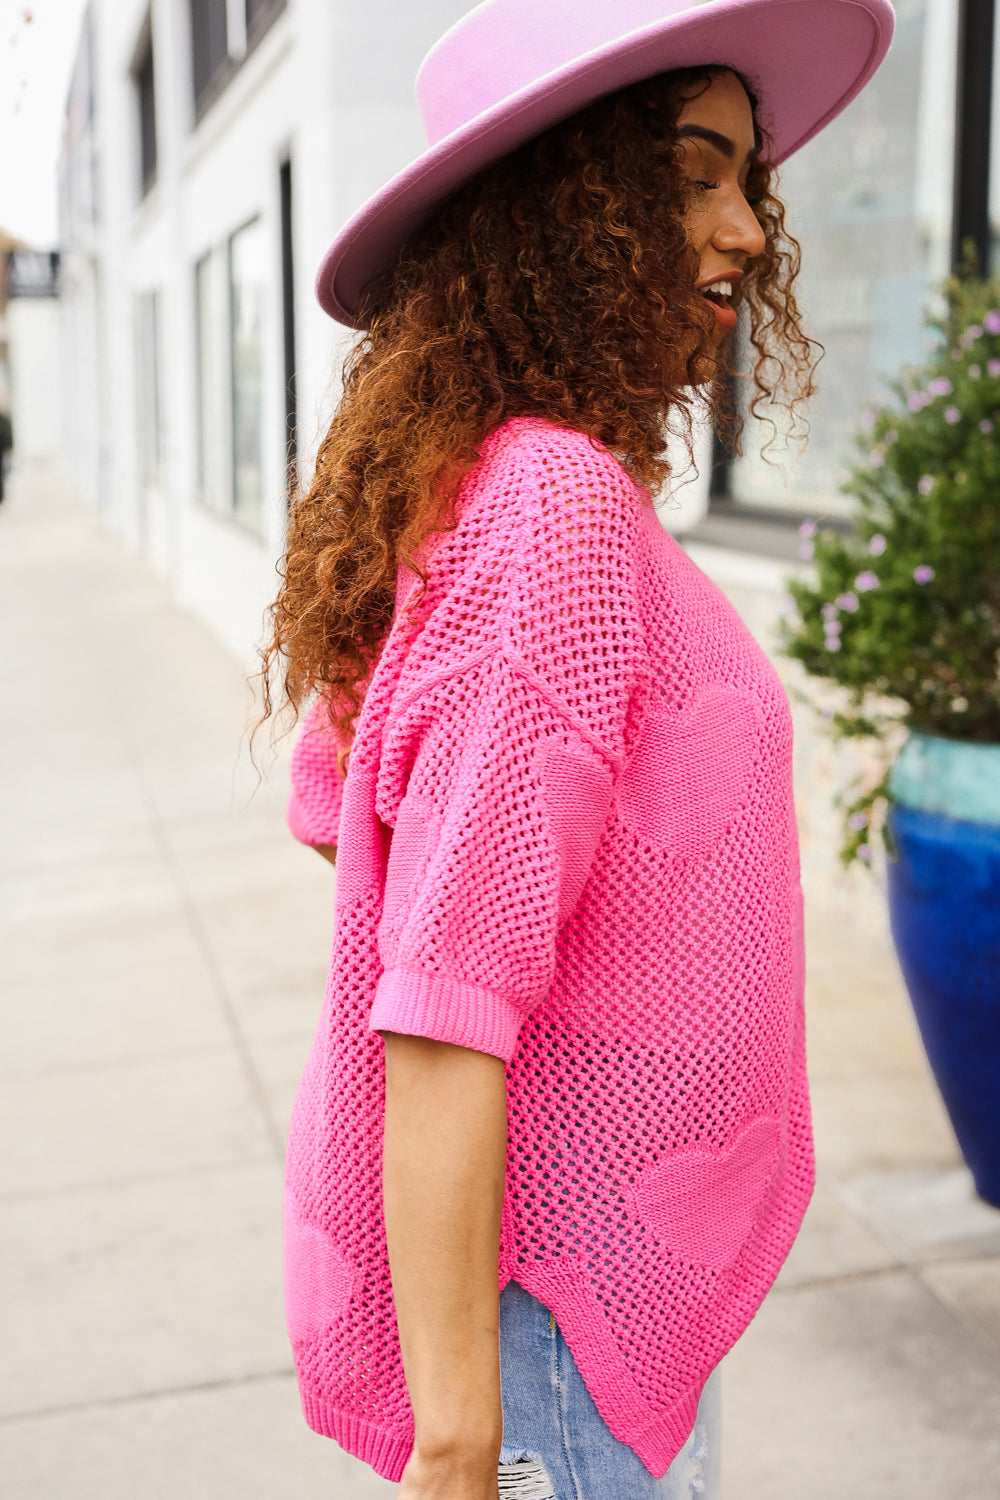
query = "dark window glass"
(279, 158, 296, 497)
(136, 40, 157, 193)
(246, 0, 285, 44)
(190, 0, 229, 116)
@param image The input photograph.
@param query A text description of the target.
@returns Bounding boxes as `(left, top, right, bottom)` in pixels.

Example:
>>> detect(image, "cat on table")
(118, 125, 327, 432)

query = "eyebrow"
(676, 124, 757, 166)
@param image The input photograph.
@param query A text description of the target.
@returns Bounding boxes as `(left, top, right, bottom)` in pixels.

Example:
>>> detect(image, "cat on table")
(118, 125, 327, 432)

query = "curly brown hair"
(259, 66, 817, 750)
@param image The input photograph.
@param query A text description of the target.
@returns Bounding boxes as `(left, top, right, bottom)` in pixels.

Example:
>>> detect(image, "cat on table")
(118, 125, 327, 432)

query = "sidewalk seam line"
(0, 1368, 297, 1427)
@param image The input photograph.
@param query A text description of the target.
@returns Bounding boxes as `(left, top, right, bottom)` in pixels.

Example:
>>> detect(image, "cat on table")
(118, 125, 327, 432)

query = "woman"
(264, 3, 894, 1497)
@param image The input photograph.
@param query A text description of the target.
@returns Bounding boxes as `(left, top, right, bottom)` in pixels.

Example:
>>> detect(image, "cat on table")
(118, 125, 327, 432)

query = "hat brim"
(317, 0, 894, 327)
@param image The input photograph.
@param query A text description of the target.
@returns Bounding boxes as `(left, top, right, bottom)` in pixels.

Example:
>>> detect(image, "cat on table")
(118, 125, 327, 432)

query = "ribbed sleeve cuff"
(286, 791, 339, 849)
(370, 967, 525, 1063)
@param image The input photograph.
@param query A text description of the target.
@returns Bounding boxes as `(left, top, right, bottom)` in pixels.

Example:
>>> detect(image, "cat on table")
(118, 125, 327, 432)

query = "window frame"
(189, 0, 287, 124)
(132, 19, 157, 198)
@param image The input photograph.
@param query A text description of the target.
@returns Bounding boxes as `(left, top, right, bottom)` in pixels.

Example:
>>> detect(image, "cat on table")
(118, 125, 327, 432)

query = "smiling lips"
(699, 277, 739, 332)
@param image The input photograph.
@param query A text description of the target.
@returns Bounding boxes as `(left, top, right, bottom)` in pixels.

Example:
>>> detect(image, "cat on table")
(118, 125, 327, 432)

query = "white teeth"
(712, 280, 733, 298)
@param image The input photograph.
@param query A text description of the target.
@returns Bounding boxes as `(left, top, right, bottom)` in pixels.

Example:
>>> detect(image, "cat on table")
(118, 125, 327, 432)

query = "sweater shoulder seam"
(385, 642, 623, 769)
(500, 649, 624, 768)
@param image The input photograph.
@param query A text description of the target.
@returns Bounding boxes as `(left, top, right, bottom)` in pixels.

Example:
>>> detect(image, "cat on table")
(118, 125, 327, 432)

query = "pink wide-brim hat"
(317, 0, 895, 327)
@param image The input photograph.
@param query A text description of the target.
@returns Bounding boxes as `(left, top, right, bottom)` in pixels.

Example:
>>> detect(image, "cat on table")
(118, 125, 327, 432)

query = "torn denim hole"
(497, 1459, 557, 1499)
(683, 1422, 709, 1496)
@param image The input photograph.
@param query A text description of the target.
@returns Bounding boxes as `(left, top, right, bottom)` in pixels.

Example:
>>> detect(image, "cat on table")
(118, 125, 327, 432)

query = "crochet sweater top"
(283, 416, 814, 1482)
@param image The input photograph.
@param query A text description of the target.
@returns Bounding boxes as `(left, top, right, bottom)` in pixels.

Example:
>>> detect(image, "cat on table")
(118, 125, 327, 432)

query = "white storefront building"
(57, 0, 971, 665)
(59, 0, 470, 663)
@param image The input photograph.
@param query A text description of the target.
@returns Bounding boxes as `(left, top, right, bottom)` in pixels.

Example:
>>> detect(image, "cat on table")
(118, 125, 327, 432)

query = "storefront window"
(134, 289, 161, 485)
(228, 216, 266, 532)
(195, 250, 228, 512)
(731, 0, 954, 514)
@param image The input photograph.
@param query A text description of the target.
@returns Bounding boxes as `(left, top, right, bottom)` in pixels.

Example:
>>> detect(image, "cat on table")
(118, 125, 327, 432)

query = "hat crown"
(416, 0, 707, 145)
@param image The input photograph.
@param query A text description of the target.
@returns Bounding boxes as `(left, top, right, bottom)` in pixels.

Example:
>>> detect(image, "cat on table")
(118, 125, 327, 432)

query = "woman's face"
(675, 69, 766, 339)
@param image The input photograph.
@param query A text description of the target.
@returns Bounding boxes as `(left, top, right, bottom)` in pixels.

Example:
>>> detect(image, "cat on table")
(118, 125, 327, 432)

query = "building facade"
(59, 0, 469, 663)
(57, 0, 981, 661)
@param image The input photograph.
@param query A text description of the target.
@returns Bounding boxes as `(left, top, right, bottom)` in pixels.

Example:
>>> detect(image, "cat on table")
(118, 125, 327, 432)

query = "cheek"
(682, 206, 712, 262)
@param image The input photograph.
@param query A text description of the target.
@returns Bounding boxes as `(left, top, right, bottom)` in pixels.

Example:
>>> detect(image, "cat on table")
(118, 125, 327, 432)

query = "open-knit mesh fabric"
(283, 417, 814, 1483)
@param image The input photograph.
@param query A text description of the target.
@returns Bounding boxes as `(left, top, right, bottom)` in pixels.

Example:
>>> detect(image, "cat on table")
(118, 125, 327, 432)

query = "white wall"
(59, 251, 103, 504)
(8, 299, 62, 460)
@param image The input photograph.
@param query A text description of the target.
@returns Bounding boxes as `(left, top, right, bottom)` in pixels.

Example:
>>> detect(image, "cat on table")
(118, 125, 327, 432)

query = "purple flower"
(824, 636, 842, 652)
(884, 429, 898, 445)
(908, 391, 930, 412)
(799, 519, 817, 538)
(868, 533, 887, 556)
(969, 364, 981, 379)
(860, 407, 878, 430)
(798, 541, 815, 561)
(857, 843, 873, 864)
(825, 619, 842, 638)
(981, 418, 995, 434)
(984, 310, 1000, 334)
(870, 448, 886, 467)
(913, 565, 935, 584)
(917, 475, 934, 495)
(989, 359, 1000, 377)
(849, 812, 869, 831)
(944, 405, 961, 424)
(836, 592, 860, 612)
(968, 324, 983, 341)
(821, 602, 839, 621)
(855, 570, 880, 592)
(928, 377, 953, 397)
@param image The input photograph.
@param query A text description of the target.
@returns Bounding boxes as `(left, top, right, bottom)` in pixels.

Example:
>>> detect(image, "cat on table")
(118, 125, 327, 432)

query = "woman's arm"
(382, 1032, 508, 1500)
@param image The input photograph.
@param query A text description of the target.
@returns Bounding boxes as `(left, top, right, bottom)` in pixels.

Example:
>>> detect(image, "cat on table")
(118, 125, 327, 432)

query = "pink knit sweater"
(283, 416, 813, 1481)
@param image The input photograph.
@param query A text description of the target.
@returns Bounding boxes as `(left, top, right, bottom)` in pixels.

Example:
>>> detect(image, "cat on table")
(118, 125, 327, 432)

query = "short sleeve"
(368, 652, 615, 1062)
(286, 696, 347, 850)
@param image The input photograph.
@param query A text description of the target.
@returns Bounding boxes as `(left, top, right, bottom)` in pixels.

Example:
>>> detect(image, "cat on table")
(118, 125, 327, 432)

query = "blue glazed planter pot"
(886, 732, 1000, 1207)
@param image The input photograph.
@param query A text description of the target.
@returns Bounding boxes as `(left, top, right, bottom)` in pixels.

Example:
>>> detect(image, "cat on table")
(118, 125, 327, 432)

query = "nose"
(713, 190, 766, 263)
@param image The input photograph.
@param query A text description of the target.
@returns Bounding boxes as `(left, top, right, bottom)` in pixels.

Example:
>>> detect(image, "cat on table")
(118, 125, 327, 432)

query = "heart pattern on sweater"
(628, 1117, 782, 1269)
(615, 683, 763, 859)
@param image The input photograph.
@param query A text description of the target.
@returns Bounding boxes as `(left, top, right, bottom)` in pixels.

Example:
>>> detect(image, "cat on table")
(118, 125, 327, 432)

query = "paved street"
(2, 463, 999, 1499)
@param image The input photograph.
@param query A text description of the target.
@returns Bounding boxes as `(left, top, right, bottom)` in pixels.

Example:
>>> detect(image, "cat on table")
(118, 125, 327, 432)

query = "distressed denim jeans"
(498, 1281, 721, 1500)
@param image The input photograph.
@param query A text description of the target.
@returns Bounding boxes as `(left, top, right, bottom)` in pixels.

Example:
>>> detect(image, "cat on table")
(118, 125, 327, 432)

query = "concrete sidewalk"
(1, 465, 998, 1499)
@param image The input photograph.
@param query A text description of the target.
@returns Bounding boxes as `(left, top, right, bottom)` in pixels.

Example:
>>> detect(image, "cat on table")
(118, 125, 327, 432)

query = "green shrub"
(779, 274, 1000, 865)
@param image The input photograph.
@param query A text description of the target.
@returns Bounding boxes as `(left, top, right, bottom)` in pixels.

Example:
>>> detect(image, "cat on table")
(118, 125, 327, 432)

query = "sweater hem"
(629, 1392, 703, 1479)
(515, 1257, 706, 1479)
(299, 1390, 413, 1484)
(370, 965, 525, 1062)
